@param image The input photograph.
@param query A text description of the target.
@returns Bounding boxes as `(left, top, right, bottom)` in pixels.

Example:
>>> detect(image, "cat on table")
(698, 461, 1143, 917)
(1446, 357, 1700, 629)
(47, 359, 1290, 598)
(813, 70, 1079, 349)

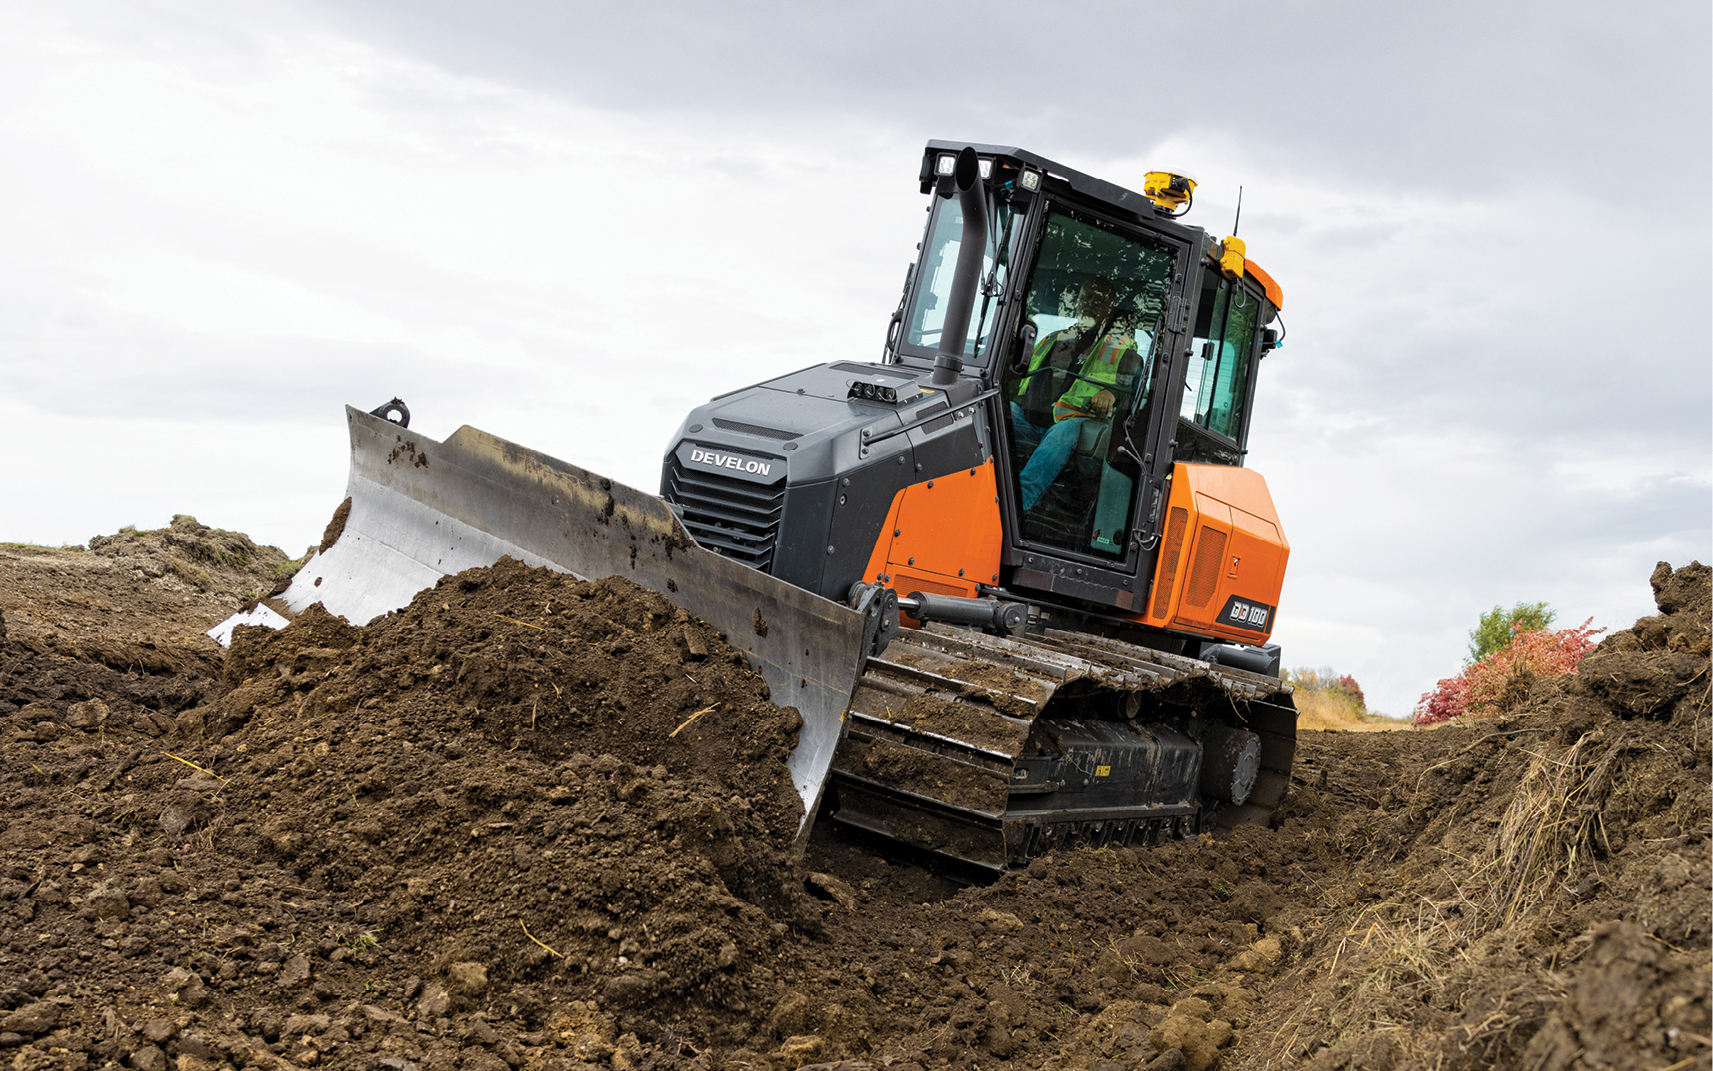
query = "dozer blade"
(827, 623, 1297, 872)
(277, 406, 871, 847)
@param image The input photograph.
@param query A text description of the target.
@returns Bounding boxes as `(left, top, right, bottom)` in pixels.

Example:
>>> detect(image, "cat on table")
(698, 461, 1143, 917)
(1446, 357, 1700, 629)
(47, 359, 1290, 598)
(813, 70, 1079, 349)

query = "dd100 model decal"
(1218, 595, 1273, 632)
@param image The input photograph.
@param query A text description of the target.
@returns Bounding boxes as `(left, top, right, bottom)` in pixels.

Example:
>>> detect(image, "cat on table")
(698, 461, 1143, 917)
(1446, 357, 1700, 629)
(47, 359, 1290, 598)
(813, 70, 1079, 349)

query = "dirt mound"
(206, 559, 813, 1023)
(0, 516, 301, 736)
(0, 514, 300, 673)
(1221, 560, 1711, 1070)
(0, 535, 1706, 1071)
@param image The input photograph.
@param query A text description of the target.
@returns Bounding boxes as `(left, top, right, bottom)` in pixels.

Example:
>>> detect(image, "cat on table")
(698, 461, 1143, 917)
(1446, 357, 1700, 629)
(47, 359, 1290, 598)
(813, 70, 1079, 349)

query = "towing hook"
(369, 398, 411, 428)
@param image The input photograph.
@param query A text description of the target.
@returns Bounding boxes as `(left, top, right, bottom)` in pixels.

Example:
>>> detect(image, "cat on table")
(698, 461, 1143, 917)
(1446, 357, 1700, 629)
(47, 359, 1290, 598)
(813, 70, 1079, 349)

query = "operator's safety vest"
(1016, 327, 1136, 423)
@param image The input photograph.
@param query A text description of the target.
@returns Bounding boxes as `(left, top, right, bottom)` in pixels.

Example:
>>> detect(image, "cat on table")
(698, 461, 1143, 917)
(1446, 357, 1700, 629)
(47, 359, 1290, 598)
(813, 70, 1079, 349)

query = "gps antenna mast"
(1232, 185, 1243, 236)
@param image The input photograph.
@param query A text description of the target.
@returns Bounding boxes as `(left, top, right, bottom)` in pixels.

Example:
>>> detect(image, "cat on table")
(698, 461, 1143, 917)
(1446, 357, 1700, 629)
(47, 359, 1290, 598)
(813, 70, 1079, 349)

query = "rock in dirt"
(0, 1002, 61, 1035)
(282, 1013, 329, 1036)
(129, 1044, 169, 1071)
(446, 961, 489, 995)
(64, 697, 110, 727)
(805, 871, 858, 909)
(278, 954, 310, 988)
(416, 985, 452, 1019)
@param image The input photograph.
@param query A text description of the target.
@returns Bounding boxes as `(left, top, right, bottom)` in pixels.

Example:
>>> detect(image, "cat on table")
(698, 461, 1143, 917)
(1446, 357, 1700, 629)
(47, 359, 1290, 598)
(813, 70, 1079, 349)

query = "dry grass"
(1483, 730, 1620, 929)
(1294, 690, 1404, 732)
(1253, 728, 1622, 1066)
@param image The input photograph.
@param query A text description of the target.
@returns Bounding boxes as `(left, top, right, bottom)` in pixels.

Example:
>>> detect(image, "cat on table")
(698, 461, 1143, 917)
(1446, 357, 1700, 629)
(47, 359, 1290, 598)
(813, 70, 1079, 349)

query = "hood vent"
(713, 417, 801, 441)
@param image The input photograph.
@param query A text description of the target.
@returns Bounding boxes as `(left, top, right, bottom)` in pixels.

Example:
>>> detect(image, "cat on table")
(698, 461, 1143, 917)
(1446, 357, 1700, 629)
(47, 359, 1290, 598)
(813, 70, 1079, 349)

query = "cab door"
(994, 200, 1195, 611)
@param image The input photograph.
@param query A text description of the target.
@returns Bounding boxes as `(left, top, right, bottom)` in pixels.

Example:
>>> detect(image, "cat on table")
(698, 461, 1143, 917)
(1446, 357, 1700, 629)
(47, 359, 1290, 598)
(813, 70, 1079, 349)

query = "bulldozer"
(255, 142, 1297, 874)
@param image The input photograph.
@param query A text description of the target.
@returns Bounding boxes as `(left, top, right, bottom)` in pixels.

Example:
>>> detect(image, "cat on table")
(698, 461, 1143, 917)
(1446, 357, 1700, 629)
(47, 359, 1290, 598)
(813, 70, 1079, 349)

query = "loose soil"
(1, 518, 1706, 1071)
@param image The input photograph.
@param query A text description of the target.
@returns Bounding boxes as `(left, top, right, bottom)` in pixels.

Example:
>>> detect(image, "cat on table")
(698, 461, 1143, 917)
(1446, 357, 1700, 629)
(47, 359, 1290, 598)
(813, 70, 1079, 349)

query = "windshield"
(904, 194, 1019, 360)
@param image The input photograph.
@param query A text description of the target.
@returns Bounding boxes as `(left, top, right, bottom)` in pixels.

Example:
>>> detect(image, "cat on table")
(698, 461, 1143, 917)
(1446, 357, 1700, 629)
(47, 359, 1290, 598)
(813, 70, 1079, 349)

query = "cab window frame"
(892, 187, 1031, 374)
(1175, 268, 1269, 464)
(994, 194, 1195, 575)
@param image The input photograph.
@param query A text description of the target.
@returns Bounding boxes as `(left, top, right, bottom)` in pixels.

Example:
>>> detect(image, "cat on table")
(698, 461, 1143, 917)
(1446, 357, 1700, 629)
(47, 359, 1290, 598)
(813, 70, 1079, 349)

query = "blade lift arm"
(848, 582, 1026, 664)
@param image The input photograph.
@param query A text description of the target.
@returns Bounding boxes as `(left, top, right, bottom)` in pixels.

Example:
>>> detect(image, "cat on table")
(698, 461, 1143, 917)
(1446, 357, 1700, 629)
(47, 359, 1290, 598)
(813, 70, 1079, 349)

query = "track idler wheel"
(1199, 722, 1262, 805)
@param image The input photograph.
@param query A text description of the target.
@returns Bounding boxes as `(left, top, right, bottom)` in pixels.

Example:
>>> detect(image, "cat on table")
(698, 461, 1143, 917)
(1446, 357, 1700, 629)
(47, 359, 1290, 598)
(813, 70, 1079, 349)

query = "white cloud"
(0, 3, 1706, 722)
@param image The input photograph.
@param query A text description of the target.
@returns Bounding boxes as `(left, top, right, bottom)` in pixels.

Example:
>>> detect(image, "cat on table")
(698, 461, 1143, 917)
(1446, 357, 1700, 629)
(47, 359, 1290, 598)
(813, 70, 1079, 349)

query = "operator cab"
(886, 142, 1281, 619)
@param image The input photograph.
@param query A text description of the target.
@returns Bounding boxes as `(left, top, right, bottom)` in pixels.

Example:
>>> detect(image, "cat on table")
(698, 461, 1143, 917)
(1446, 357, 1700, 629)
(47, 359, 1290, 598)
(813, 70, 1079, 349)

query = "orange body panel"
(860, 460, 1003, 617)
(1140, 463, 1288, 642)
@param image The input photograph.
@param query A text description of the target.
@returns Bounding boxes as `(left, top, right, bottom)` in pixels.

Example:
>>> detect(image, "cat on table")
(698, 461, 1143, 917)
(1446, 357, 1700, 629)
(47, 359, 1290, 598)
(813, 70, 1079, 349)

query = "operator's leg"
(1018, 418, 1084, 511)
(1009, 402, 1045, 448)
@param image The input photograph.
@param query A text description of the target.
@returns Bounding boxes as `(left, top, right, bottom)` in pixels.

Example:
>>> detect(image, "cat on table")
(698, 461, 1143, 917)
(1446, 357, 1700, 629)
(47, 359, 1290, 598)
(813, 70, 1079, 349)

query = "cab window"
(904, 196, 1020, 361)
(1181, 275, 1260, 443)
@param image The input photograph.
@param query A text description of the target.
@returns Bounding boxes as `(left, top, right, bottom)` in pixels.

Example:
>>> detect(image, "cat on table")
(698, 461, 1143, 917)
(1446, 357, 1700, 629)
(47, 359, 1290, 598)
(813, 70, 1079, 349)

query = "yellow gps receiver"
(1142, 171, 1196, 214)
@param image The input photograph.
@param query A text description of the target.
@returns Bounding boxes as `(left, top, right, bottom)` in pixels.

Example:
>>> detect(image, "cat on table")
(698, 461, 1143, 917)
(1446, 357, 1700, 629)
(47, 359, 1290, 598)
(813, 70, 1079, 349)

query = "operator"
(1010, 275, 1137, 511)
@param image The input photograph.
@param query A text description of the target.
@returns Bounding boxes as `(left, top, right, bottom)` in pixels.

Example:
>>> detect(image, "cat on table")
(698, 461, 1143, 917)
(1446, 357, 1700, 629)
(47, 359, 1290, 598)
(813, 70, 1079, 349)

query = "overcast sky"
(3, 1, 1708, 716)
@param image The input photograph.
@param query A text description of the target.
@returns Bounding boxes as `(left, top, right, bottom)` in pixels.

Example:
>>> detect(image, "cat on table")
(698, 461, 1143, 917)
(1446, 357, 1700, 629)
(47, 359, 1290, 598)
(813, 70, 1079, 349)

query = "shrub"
(1288, 667, 1367, 712)
(1415, 618, 1604, 725)
(1468, 601, 1556, 663)
(1286, 667, 1373, 728)
(1334, 673, 1365, 710)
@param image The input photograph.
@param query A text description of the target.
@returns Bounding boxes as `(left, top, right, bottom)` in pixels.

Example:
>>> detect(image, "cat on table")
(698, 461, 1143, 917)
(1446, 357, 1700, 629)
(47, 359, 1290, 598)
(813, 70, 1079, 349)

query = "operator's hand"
(1090, 389, 1116, 419)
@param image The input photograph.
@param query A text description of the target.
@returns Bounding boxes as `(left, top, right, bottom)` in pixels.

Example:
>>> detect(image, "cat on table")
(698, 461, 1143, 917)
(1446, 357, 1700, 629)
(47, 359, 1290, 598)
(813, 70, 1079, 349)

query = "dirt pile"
(2, 549, 815, 1069)
(0, 524, 1706, 1071)
(0, 516, 301, 736)
(1223, 560, 1711, 1070)
(207, 560, 813, 1023)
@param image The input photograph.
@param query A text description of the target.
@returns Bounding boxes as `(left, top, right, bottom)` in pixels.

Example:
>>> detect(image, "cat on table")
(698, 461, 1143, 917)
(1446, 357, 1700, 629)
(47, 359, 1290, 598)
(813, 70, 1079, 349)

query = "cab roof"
(922, 140, 1284, 309)
(921, 140, 1170, 226)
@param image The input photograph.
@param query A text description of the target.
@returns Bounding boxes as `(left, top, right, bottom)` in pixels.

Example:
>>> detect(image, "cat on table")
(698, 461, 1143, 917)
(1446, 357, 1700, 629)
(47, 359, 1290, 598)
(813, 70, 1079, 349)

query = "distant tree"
(1335, 674, 1366, 712)
(1468, 601, 1556, 663)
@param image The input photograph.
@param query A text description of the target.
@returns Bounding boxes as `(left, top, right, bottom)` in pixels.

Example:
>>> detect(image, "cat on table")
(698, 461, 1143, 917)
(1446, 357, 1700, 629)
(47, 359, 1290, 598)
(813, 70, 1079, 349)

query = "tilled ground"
(0, 521, 1706, 1071)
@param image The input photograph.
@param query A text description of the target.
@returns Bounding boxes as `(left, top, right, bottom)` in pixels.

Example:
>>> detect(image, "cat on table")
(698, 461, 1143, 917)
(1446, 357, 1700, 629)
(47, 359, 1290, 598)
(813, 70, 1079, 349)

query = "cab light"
(848, 381, 899, 403)
(936, 153, 957, 176)
(1219, 236, 1246, 279)
(1019, 170, 1041, 191)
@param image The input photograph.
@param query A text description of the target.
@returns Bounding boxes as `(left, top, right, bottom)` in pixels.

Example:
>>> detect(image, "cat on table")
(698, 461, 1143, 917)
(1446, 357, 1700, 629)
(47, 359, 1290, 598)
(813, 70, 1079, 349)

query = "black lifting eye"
(368, 397, 411, 427)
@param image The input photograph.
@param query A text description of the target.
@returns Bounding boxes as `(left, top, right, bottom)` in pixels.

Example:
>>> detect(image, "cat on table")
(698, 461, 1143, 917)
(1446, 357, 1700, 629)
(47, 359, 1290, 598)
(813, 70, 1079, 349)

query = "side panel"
(1141, 463, 1288, 643)
(858, 460, 1004, 608)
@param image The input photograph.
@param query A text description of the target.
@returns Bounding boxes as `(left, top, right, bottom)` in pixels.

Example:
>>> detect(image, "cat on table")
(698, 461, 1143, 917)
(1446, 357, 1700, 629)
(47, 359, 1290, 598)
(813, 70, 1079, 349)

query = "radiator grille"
(1151, 506, 1189, 618)
(663, 457, 785, 570)
(1186, 527, 1227, 608)
(712, 417, 800, 441)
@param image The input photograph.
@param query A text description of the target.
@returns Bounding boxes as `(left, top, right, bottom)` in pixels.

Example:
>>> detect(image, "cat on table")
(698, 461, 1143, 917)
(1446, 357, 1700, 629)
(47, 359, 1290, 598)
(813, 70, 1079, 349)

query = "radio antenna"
(1232, 185, 1243, 236)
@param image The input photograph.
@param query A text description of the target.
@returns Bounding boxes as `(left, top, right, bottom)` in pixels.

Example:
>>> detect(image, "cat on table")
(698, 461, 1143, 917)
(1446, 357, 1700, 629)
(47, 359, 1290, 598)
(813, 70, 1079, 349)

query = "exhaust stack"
(931, 146, 988, 388)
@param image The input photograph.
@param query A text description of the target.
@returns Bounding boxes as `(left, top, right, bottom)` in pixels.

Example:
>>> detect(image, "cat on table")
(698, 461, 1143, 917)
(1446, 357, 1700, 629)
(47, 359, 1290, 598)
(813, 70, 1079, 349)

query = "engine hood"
(665, 360, 976, 488)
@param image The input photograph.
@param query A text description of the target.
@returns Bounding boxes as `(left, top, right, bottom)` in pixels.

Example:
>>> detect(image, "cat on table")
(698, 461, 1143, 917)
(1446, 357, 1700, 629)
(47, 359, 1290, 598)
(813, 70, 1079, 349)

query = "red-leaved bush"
(1414, 618, 1605, 725)
(1335, 674, 1366, 710)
